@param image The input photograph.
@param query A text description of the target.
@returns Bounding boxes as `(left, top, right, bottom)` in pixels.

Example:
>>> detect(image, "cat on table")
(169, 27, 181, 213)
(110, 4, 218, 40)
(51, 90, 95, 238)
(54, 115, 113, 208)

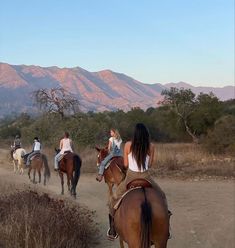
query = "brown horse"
(95, 146, 125, 204)
(55, 149, 82, 198)
(114, 186, 169, 248)
(27, 153, 50, 185)
(95, 147, 170, 248)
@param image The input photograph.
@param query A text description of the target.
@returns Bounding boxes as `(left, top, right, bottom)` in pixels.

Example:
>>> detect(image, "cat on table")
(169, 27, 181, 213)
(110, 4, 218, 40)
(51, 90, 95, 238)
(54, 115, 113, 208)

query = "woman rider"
(96, 128, 122, 182)
(54, 132, 74, 171)
(26, 137, 41, 167)
(107, 123, 171, 239)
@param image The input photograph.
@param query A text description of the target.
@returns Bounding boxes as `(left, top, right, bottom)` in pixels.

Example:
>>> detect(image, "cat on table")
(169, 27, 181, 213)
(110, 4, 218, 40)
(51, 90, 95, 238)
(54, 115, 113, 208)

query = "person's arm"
(70, 139, 74, 151)
(148, 143, 155, 168)
(32, 143, 35, 152)
(123, 142, 131, 169)
(108, 139, 112, 152)
(59, 139, 63, 150)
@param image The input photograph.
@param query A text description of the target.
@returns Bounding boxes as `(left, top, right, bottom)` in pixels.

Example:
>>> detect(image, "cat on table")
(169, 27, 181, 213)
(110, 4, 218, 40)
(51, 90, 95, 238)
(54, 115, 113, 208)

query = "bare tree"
(32, 87, 79, 118)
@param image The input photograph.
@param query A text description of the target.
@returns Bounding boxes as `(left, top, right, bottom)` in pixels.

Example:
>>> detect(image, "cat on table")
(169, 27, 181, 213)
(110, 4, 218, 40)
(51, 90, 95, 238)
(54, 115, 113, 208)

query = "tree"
(161, 87, 198, 142)
(32, 87, 79, 118)
(161, 88, 223, 143)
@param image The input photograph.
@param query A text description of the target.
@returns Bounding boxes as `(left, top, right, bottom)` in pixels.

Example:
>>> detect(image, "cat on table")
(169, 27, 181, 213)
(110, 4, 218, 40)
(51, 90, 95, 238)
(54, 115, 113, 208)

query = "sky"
(0, 0, 234, 87)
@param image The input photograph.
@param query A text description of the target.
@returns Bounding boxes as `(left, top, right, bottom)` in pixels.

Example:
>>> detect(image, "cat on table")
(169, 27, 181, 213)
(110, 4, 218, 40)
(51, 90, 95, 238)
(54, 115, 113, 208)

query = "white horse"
(12, 148, 26, 174)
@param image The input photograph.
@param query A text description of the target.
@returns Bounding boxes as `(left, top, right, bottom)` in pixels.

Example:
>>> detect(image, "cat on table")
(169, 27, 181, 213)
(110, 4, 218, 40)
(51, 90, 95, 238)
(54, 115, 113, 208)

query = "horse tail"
(140, 187, 152, 248)
(73, 154, 82, 188)
(42, 154, 51, 181)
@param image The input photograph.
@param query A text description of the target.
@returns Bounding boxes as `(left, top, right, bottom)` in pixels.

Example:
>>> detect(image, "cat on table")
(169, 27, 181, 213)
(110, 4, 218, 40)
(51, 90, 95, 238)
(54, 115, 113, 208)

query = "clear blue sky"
(0, 0, 234, 87)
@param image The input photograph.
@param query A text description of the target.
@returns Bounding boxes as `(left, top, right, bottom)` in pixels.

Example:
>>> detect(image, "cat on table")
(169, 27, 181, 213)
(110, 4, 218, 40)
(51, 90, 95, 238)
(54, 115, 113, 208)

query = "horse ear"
(95, 146, 100, 152)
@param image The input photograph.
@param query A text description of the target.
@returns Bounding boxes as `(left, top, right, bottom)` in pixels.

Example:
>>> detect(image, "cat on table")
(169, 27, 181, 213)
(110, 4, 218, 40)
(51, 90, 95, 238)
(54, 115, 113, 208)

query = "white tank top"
(128, 152, 150, 172)
(60, 138, 73, 154)
(33, 141, 41, 151)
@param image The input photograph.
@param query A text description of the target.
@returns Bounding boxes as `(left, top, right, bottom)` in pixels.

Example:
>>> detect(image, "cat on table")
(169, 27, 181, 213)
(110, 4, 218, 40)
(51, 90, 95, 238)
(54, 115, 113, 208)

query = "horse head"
(95, 146, 108, 167)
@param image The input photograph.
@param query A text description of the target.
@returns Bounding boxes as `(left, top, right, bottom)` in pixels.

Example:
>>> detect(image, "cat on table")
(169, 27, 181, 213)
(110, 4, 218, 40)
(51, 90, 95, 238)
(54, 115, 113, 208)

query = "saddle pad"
(30, 154, 41, 161)
(114, 186, 142, 210)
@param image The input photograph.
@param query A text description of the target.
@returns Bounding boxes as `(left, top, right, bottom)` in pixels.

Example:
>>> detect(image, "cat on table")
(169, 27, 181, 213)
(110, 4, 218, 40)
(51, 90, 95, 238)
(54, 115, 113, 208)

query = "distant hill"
(0, 62, 233, 117)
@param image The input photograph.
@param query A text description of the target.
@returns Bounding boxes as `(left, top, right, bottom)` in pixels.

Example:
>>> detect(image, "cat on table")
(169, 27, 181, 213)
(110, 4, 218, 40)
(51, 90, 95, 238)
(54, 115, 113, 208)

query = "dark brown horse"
(27, 153, 50, 185)
(95, 147, 170, 248)
(95, 146, 125, 204)
(55, 149, 82, 198)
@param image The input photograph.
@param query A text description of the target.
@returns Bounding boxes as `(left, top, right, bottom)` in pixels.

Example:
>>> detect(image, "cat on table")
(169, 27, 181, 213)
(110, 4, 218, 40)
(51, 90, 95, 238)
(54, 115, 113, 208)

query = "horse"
(114, 185, 169, 248)
(26, 153, 51, 185)
(12, 148, 26, 174)
(95, 147, 170, 248)
(55, 149, 82, 198)
(95, 146, 126, 205)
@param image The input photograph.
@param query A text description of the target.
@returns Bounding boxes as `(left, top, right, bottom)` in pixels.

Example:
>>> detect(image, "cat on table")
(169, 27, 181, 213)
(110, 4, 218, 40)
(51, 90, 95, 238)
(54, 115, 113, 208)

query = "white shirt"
(109, 137, 122, 149)
(60, 138, 73, 154)
(128, 152, 149, 172)
(33, 141, 41, 151)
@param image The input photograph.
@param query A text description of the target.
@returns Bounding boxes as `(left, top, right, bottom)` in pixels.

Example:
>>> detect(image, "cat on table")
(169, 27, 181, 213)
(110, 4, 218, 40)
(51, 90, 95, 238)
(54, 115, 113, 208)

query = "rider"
(26, 137, 41, 167)
(96, 128, 122, 182)
(54, 132, 73, 171)
(107, 123, 171, 239)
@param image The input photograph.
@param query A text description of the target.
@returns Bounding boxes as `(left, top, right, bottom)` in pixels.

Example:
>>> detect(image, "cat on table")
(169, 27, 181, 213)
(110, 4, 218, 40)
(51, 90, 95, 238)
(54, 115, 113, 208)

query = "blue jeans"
(98, 149, 122, 175)
(26, 151, 40, 166)
(54, 153, 63, 169)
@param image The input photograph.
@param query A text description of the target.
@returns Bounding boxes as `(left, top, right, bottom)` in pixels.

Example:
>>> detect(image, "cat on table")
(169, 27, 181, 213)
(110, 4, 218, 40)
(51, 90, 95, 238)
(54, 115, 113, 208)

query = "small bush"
(0, 189, 98, 248)
(203, 115, 235, 154)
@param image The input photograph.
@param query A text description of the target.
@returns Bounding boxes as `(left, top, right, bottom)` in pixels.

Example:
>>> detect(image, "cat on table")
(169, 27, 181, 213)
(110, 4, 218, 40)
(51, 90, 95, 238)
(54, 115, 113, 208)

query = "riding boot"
(107, 214, 118, 240)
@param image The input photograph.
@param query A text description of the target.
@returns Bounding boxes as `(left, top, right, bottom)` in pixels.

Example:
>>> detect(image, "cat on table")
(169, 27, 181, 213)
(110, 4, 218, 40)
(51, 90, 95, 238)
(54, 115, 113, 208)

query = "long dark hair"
(130, 123, 150, 171)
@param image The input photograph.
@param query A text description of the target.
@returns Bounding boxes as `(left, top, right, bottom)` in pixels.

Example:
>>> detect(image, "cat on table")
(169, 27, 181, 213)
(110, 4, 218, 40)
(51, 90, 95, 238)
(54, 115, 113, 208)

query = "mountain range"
(0, 62, 234, 117)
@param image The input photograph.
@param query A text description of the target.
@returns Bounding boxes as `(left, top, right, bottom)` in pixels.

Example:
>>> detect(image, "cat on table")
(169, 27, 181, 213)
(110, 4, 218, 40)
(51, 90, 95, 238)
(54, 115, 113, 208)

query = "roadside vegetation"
(0, 181, 98, 248)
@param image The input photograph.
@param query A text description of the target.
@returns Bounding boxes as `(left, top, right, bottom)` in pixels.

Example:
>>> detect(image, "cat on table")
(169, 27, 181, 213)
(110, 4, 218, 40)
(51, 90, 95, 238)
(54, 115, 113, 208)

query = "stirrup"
(106, 228, 118, 240)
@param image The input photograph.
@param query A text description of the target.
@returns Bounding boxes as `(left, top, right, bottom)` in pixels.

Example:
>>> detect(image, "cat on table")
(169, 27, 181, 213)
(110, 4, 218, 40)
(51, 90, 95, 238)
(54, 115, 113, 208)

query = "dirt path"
(0, 149, 234, 248)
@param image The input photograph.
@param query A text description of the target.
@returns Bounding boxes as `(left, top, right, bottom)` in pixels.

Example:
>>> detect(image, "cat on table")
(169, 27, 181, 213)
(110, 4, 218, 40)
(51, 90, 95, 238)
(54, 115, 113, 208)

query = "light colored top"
(60, 138, 73, 154)
(33, 141, 41, 151)
(109, 137, 122, 149)
(123, 141, 155, 170)
(128, 152, 150, 172)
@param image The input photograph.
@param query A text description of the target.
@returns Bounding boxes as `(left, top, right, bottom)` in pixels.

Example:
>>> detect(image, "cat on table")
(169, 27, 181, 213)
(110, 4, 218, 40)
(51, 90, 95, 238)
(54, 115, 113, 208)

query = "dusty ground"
(0, 149, 234, 248)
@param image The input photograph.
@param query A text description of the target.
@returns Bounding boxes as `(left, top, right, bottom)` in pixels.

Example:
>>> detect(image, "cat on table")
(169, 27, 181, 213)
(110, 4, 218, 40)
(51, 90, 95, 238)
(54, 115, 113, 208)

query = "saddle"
(30, 153, 41, 161)
(127, 179, 152, 190)
(114, 179, 153, 210)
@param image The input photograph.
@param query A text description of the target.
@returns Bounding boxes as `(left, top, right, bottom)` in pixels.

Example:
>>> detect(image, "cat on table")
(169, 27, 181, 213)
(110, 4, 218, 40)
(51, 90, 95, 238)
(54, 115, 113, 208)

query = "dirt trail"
(0, 149, 234, 248)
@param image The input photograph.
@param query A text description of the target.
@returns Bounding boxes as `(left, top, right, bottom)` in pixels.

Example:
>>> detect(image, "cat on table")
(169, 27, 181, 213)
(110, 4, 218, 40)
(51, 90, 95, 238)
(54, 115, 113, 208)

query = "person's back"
(54, 132, 73, 171)
(60, 138, 73, 154)
(26, 137, 41, 166)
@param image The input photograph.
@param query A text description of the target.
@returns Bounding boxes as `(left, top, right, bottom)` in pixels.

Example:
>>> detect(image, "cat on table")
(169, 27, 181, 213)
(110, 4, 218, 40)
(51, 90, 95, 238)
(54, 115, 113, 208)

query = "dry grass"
(2, 143, 234, 179)
(151, 143, 235, 179)
(0, 181, 98, 248)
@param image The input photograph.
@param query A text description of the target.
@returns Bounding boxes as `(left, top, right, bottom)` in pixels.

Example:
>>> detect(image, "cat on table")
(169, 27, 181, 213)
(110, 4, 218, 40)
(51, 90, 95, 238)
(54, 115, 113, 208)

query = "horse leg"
(28, 168, 31, 180)
(38, 169, 41, 183)
(33, 169, 36, 184)
(67, 174, 71, 193)
(107, 182, 114, 208)
(20, 163, 24, 175)
(13, 160, 16, 173)
(60, 172, 64, 195)
(119, 238, 125, 248)
(153, 241, 167, 248)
